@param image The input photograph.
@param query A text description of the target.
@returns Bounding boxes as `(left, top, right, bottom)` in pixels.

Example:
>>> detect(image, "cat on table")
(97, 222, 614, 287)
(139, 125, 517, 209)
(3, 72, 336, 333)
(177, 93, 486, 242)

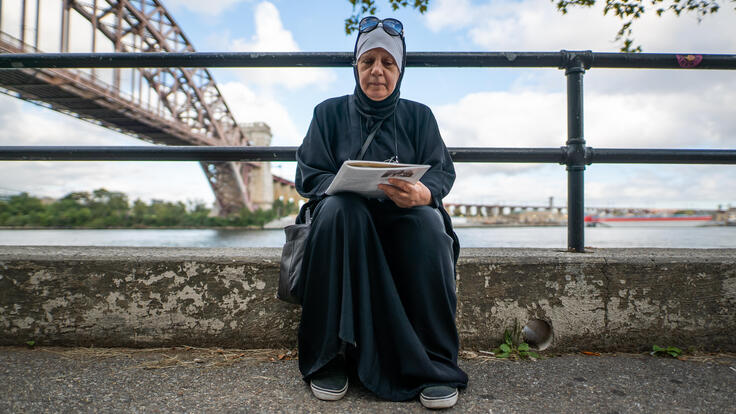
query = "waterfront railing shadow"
(1, 51, 736, 251)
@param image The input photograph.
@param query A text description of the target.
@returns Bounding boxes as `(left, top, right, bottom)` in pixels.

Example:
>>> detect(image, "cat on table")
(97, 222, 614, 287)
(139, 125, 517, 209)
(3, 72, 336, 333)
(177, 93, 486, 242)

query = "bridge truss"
(0, 0, 254, 214)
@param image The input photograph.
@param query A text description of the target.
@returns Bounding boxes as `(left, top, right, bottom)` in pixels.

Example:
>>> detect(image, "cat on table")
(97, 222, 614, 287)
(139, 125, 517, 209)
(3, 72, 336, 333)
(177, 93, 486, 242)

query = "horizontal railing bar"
(0, 146, 300, 162)
(1, 52, 736, 69)
(589, 148, 736, 164)
(450, 148, 564, 163)
(1, 146, 735, 164)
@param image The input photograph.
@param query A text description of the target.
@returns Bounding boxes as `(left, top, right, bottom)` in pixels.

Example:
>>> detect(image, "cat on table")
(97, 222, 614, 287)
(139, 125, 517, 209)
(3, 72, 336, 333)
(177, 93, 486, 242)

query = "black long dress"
(294, 94, 468, 402)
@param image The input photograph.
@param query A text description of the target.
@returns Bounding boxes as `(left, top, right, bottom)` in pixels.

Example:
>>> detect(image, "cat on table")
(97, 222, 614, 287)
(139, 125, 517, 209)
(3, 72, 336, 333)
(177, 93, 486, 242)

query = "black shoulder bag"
(277, 100, 384, 305)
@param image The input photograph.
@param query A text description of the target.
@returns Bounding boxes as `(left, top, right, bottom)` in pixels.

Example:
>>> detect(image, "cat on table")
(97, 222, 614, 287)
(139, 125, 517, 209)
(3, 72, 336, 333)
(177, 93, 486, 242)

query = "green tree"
(0, 193, 46, 226)
(344, 0, 429, 34)
(554, 0, 735, 52)
(87, 189, 129, 227)
(184, 201, 212, 226)
(131, 199, 149, 226)
(0, 189, 295, 229)
(49, 195, 91, 226)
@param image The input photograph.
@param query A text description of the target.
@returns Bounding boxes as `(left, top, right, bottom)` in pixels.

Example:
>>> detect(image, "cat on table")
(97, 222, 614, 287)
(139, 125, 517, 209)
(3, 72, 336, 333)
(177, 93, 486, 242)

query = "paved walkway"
(1, 347, 734, 413)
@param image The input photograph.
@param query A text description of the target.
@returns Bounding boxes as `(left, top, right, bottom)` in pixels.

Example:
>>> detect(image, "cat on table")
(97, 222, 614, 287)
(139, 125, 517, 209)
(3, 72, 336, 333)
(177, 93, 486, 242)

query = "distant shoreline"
(0, 224, 569, 230)
(451, 222, 566, 228)
(2, 223, 566, 230)
(0, 225, 266, 230)
(1, 223, 730, 230)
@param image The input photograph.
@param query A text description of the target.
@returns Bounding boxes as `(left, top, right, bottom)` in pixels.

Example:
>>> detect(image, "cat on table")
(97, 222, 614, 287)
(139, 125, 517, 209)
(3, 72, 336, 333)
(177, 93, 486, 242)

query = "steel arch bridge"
(0, 0, 256, 214)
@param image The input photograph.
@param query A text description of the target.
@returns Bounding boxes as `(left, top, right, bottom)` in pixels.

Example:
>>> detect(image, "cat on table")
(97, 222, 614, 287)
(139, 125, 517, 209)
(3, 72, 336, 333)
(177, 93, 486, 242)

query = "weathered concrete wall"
(457, 249, 735, 351)
(1, 247, 734, 351)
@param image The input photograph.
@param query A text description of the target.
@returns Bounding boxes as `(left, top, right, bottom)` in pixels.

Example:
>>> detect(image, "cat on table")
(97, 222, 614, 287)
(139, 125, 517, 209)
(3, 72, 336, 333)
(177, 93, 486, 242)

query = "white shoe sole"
(310, 378, 348, 401)
(420, 389, 458, 409)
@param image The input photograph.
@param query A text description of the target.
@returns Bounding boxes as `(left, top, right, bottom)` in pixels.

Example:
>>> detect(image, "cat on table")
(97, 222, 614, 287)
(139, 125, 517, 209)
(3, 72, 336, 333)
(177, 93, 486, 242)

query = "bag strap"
(357, 119, 385, 160)
(349, 95, 385, 161)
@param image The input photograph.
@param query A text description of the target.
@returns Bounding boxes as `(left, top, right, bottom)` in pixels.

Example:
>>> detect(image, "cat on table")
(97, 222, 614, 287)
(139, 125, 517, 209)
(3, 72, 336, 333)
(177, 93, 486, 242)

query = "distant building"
(714, 207, 736, 224)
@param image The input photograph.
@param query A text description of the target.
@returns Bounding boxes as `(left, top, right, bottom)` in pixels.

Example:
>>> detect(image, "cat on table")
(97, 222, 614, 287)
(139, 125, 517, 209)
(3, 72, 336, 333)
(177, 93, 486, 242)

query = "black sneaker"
(309, 358, 348, 401)
(420, 385, 458, 409)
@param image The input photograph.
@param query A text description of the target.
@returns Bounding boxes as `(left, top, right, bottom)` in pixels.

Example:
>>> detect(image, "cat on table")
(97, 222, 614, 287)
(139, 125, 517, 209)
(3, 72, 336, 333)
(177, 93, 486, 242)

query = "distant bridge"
(445, 202, 564, 217)
(0, 0, 270, 215)
(444, 202, 715, 217)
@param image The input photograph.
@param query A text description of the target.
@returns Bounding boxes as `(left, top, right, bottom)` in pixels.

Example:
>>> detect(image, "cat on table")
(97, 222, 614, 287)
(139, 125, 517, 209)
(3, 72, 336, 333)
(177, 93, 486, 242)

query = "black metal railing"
(2, 50, 736, 252)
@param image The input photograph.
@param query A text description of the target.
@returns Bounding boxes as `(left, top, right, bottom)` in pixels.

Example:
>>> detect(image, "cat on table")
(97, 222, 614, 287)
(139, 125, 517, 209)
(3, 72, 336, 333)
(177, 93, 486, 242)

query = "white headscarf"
(355, 28, 403, 71)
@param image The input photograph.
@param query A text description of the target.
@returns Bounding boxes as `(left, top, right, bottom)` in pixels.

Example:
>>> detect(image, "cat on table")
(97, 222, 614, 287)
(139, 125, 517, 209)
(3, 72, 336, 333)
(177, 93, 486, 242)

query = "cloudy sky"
(1, 0, 734, 209)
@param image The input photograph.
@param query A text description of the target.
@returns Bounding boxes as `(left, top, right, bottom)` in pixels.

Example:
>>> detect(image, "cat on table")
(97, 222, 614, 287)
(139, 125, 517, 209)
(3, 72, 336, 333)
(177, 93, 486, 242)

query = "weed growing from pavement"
(651, 345, 683, 358)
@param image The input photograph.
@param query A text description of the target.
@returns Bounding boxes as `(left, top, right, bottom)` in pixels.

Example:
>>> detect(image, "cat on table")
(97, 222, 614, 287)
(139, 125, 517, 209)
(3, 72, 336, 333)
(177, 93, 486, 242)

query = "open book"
(325, 160, 431, 199)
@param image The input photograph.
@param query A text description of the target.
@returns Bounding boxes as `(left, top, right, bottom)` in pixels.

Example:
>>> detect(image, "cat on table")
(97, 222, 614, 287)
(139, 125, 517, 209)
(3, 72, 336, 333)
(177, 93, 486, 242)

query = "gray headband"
(355, 29, 403, 72)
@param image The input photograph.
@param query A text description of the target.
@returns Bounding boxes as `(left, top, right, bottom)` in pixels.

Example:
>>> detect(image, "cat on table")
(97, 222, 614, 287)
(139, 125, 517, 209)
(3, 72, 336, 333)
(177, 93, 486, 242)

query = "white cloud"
(0, 95, 214, 203)
(434, 76, 736, 207)
(218, 81, 301, 146)
(0, 1, 314, 205)
(435, 90, 566, 148)
(434, 75, 736, 152)
(448, 163, 736, 209)
(447, 164, 567, 205)
(425, 0, 736, 52)
(0, 98, 139, 146)
(164, 0, 250, 16)
(425, 0, 475, 31)
(228, 1, 335, 89)
(231, 1, 298, 52)
(585, 165, 736, 208)
(0, 160, 214, 203)
(586, 89, 736, 148)
(434, 0, 736, 210)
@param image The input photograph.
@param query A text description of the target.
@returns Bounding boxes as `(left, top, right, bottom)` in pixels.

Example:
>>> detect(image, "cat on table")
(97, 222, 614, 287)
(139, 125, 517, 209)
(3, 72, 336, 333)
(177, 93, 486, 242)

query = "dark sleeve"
(295, 106, 338, 199)
(418, 108, 456, 208)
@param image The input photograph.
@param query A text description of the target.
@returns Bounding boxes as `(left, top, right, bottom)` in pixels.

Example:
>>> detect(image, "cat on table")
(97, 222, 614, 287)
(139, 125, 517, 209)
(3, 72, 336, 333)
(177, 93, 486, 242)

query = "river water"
(1, 226, 734, 248)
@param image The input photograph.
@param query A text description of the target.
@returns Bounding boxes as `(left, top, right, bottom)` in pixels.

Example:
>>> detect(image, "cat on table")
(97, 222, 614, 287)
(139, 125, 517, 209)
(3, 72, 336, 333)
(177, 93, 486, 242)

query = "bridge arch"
(0, 0, 256, 214)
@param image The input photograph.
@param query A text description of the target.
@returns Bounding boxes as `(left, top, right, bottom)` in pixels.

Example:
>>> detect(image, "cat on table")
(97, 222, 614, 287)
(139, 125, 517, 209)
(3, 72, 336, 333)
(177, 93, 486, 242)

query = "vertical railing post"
(34, 0, 41, 50)
(60, 0, 70, 53)
(564, 55, 587, 252)
(20, 0, 27, 46)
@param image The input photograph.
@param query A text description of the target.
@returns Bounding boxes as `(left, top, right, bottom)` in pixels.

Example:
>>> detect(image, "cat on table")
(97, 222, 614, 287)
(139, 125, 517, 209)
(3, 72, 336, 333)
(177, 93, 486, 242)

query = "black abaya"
(295, 95, 468, 402)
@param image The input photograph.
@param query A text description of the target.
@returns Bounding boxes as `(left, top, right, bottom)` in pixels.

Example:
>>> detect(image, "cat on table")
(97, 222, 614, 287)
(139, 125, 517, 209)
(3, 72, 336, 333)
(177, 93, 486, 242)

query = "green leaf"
(25, 340, 35, 347)
(499, 343, 511, 353)
(496, 352, 510, 359)
(529, 352, 542, 359)
(518, 343, 530, 351)
(652, 345, 665, 352)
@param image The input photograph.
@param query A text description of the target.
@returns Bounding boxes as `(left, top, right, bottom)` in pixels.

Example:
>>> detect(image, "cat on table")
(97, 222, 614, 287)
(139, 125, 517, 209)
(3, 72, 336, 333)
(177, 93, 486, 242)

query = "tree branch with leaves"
(554, 0, 734, 52)
(344, 0, 429, 34)
(340, 0, 733, 52)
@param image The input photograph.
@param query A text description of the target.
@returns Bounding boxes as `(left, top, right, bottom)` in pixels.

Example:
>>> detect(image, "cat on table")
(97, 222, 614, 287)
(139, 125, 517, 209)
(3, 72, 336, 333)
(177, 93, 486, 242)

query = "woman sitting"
(294, 16, 468, 409)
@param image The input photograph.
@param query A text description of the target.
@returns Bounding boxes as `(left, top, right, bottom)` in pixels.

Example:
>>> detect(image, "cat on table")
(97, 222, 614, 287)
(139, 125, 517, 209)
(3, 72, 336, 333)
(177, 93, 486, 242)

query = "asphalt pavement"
(1, 347, 734, 413)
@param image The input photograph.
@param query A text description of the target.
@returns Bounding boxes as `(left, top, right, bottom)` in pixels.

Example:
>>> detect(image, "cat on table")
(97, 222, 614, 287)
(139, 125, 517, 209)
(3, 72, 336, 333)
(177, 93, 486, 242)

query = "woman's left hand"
(378, 179, 432, 208)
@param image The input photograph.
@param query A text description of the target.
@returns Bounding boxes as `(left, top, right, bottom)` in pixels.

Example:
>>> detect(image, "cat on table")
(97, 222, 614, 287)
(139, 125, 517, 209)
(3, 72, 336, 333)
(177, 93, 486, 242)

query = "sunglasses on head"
(358, 16, 404, 37)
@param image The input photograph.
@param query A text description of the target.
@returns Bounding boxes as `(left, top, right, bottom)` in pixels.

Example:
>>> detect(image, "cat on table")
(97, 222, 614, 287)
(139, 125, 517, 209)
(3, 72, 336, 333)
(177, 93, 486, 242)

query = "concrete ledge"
(1, 247, 734, 351)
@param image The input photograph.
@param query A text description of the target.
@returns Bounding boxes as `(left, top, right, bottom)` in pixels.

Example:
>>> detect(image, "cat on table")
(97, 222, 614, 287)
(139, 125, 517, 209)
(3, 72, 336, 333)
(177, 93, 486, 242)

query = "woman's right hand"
(378, 179, 432, 208)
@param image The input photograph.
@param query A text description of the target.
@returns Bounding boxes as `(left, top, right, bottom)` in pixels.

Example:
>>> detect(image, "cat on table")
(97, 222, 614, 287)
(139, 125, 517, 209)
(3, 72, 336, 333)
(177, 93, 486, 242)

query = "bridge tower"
(240, 122, 274, 211)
